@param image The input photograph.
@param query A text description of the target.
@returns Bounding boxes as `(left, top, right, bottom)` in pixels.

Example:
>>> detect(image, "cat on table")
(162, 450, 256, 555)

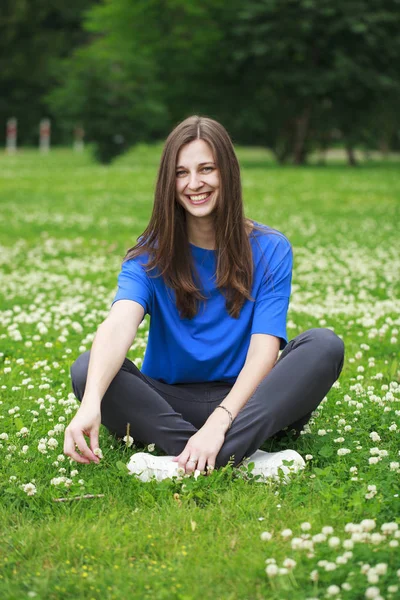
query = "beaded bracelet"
(215, 405, 233, 430)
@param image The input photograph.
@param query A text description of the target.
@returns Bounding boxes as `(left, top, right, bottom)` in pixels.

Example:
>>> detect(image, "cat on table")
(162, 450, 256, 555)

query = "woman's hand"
(63, 403, 102, 464)
(172, 410, 230, 475)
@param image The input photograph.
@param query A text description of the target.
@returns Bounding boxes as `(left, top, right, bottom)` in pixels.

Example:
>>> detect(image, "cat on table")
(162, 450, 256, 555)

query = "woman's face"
(175, 139, 220, 219)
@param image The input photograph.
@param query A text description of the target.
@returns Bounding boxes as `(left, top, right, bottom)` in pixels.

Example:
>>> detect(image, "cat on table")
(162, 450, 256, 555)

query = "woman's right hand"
(63, 403, 102, 464)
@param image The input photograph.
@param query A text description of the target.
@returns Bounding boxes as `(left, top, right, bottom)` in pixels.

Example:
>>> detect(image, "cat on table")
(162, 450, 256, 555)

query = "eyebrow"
(176, 162, 215, 169)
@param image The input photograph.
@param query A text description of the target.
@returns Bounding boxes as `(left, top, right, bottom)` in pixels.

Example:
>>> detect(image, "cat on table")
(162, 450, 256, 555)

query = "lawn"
(0, 147, 399, 600)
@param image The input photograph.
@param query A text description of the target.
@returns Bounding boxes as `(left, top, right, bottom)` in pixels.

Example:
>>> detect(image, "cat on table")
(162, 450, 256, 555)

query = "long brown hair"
(124, 115, 262, 319)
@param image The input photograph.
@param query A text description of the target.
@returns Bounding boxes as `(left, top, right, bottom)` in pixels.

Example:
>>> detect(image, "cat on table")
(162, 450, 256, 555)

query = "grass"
(0, 146, 399, 600)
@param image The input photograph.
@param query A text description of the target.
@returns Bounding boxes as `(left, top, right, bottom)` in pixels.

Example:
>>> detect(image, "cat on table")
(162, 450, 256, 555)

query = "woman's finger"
(197, 457, 207, 475)
(206, 460, 216, 476)
(74, 432, 100, 462)
(178, 448, 190, 472)
(64, 429, 91, 464)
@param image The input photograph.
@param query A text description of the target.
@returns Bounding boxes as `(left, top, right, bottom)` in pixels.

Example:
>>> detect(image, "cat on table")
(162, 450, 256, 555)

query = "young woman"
(64, 116, 344, 482)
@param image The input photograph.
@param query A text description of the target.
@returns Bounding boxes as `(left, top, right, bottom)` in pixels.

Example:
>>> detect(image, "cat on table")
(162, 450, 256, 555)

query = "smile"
(187, 192, 212, 204)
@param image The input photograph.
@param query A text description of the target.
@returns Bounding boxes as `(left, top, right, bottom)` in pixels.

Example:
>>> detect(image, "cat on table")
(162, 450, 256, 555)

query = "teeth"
(189, 193, 210, 201)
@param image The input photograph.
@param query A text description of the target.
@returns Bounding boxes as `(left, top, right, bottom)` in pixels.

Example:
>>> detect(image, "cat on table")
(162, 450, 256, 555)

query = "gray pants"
(71, 328, 344, 468)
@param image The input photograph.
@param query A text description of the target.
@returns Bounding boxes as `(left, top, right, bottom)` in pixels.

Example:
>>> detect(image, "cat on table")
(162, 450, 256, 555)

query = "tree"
(0, 0, 97, 145)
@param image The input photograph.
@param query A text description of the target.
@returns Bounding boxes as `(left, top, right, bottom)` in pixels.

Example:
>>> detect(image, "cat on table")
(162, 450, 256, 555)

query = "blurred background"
(1, 0, 400, 165)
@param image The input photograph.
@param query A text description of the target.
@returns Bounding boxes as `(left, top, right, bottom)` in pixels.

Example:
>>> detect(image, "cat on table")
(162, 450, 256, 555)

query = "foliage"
(0, 0, 96, 144)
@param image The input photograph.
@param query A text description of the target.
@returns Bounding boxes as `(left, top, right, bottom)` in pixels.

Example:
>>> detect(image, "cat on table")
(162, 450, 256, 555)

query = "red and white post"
(73, 126, 85, 152)
(6, 118, 17, 154)
(39, 118, 51, 153)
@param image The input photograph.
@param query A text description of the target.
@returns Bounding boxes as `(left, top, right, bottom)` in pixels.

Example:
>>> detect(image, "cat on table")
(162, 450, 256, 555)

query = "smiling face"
(175, 139, 220, 220)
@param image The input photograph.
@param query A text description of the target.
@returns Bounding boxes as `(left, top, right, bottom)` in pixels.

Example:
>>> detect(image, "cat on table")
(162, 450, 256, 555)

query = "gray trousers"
(71, 328, 344, 468)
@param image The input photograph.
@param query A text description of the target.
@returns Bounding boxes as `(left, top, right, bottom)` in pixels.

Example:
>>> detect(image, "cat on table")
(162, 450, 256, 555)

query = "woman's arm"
(63, 300, 145, 463)
(174, 333, 280, 475)
(206, 333, 280, 428)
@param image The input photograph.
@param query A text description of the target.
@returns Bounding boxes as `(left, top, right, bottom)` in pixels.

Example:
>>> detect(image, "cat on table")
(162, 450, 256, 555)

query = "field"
(0, 147, 399, 600)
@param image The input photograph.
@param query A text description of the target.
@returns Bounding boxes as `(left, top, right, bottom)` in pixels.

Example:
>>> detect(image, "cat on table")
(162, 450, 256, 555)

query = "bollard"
(6, 117, 17, 154)
(73, 126, 85, 152)
(39, 118, 51, 153)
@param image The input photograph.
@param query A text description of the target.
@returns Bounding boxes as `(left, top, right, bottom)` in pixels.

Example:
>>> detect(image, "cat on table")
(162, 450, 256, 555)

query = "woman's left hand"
(172, 415, 229, 475)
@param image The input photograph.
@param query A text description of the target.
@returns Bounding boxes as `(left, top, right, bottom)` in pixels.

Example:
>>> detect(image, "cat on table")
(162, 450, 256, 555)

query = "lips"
(186, 191, 213, 205)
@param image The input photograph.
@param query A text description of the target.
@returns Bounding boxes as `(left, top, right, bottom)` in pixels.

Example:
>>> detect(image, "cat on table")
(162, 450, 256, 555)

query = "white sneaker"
(241, 449, 305, 483)
(127, 452, 188, 482)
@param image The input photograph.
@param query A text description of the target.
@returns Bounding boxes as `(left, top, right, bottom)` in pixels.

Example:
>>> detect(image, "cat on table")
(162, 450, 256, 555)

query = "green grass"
(0, 147, 399, 600)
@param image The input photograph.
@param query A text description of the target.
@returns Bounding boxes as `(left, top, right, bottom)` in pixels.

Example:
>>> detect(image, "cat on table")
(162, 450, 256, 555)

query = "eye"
(176, 170, 186, 177)
(201, 166, 213, 173)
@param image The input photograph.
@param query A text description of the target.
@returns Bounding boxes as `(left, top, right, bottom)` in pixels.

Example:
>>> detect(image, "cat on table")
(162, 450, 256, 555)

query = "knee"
(308, 328, 345, 364)
(70, 351, 91, 398)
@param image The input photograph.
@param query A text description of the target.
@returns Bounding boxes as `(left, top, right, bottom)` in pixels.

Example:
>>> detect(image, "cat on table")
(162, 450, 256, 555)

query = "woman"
(64, 115, 345, 482)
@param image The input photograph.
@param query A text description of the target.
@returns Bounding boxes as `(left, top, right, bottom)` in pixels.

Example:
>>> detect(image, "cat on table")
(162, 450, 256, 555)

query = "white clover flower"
(37, 443, 47, 454)
(21, 482, 37, 496)
(265, 564, 279, 577)
(381, 522, 398, 533)
(305, 454, 313, 460)
(342, 582, 352, 591)
(370, 533, 385, 544)
(326, 584, 341, 596)
(369, 432, 381, 442)
(389, 540, 399, 547)
(309, 569, 318, 581)
(369, 457, 380, 465)
(317, 429, 327, 436)
(21, 445, 29, 454)
(367, 571, 379, 584)
(390, 462, 400, 472)
(47, 438, 58, 449)
(0, 433, 9, 441)
(70, 470, 79, 477)
(260, 531, 272, 541)
(328, 536, 341, 548)
(360, 519, 376, 532)
(389, 423, 398, 431)
(322, 526, 334, 535)
(93, 448, 103, 459)
(365, 587, 380, 599)
(281, 528, 293, 538)
(147, 443, 155, 452)
(337, 448, 351, 456)
(282, 558, 296, 569)
(388, 585, 398, 593)
(325, 562, 337, 571)
(123, 435, 134, 447)
(301, 522, 312, 531)
(374, 563, 387, 575)
(312, 533, 326, 543)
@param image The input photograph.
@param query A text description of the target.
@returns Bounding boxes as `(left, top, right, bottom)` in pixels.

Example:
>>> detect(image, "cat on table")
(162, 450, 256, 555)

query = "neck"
(186, 215, 216, 250)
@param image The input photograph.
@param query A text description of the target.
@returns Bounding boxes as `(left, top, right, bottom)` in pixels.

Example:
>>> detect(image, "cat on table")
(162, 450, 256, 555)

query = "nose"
(187, 171, 204, 192)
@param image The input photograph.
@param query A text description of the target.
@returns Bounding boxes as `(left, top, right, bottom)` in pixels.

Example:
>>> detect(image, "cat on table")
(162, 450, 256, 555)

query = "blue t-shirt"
(112, 221, 292, 384)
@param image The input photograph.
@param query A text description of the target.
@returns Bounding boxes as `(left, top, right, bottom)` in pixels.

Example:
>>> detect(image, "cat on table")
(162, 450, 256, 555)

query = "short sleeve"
(251, 238, 293, 349)
(112, 258, 153, 316)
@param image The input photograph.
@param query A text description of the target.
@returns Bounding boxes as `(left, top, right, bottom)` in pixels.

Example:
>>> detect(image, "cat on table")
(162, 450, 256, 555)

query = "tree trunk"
(379, 135, 390, 158)
(293, 105, 312, 165)
(345, 143, 357, 166)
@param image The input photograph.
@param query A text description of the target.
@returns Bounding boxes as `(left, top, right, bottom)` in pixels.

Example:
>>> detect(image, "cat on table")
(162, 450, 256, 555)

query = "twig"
(53, 494, 105, 503)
